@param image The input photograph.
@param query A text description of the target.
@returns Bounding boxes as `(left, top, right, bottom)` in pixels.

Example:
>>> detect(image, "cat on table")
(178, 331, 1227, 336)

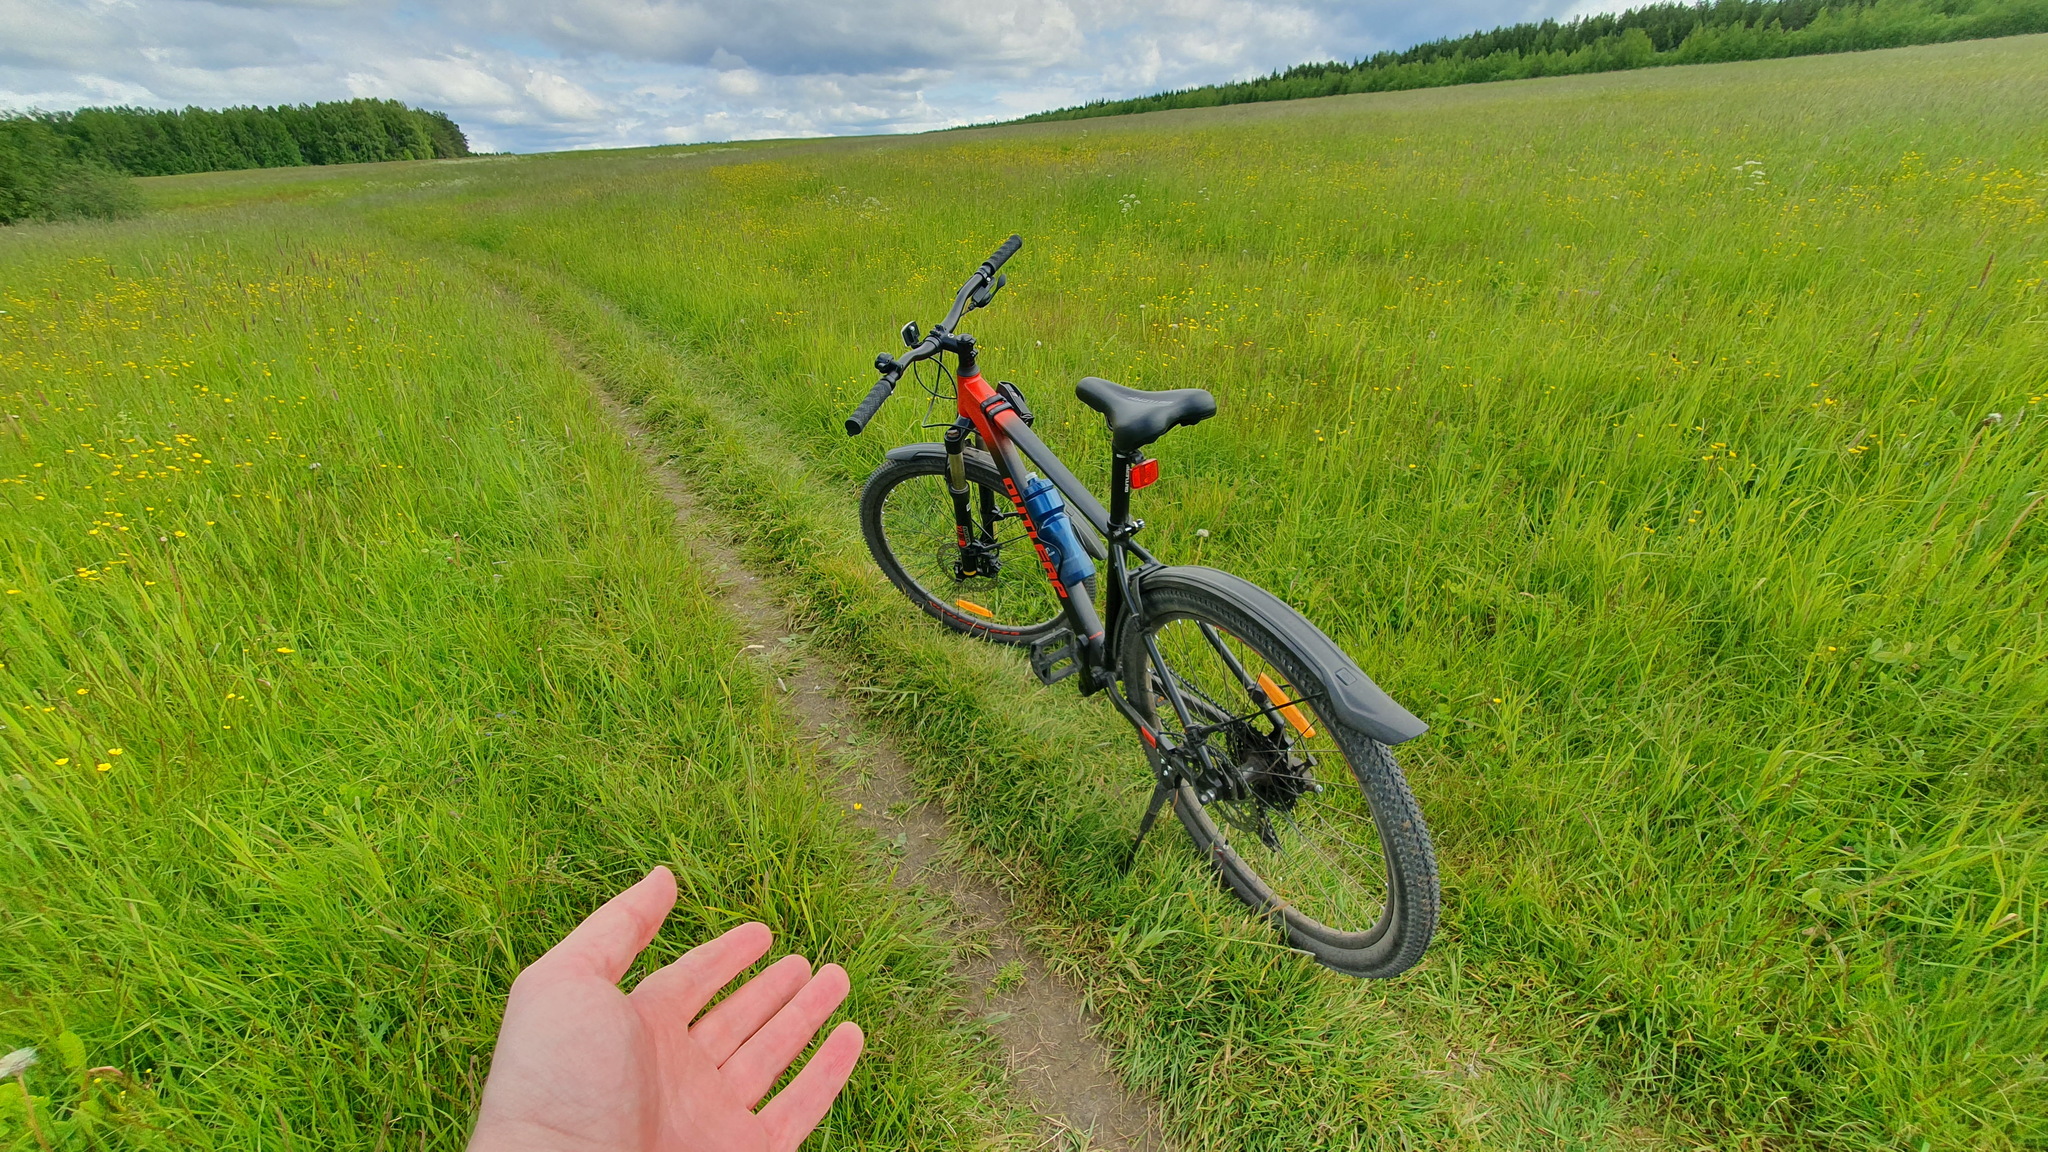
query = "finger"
(758, 1021, 864, 1152)
(529, 866, 678, 983)
(721, 963, 852, 1108)
(627, 921, 774, 1025)
(688, 953, 812, 1066)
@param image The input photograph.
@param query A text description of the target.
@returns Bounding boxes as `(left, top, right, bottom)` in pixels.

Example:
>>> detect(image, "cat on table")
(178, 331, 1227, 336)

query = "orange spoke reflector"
(1257, 672, 1317, 739)
(955, 598, 996, 619)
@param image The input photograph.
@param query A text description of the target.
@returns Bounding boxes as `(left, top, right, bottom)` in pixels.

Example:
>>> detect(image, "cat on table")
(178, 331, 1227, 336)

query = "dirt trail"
(599, 396, 1170, 1152)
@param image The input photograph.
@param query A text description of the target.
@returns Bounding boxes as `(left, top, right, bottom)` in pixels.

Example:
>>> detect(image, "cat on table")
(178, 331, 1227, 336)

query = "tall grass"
(0, 218, 1009, 1147)
(468, 251, 1679, 1152)
(376, 37, 2048, 1150)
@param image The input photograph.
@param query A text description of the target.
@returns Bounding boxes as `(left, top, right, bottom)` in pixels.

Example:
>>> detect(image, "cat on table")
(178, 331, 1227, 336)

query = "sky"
(1, 0, 1615, 153)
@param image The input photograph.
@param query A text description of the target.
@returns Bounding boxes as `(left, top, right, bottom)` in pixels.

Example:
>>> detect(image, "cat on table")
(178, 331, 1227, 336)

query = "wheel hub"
(939, 538, 1003, 581)
(1226, 723, 1319, 810)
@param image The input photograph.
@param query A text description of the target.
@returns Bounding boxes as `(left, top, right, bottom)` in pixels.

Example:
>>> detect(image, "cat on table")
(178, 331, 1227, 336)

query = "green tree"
(1016, 0, 2048, 123)
(0, 114, 140, 224)
(18, 99, 470, 178)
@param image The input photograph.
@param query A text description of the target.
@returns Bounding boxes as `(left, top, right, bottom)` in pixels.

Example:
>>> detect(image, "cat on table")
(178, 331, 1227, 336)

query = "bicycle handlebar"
(980, 234, 1021, 279)
(846, 234, 1021, 436)
(845, 372, 899, 436)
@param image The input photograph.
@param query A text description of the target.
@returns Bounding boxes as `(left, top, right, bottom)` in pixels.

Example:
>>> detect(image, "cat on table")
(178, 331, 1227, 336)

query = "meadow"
(4, 31, 2045, 1152)
(0, 220, 1013, 1147)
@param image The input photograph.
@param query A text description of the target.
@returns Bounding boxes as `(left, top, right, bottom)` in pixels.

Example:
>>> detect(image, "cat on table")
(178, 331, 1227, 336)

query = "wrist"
(466, 1115, 615, 1152)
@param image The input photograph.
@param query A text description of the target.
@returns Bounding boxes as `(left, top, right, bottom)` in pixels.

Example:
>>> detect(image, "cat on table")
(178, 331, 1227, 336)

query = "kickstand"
(1120, 782, 1174, 875)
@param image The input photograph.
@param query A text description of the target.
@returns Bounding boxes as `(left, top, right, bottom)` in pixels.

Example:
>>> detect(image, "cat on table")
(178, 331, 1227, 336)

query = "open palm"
(469, 867, 864, 1152)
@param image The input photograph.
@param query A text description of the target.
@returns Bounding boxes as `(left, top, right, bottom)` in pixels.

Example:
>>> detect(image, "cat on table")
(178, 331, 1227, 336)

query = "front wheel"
(861, 447, 1079, 646)
(1119, 578, 1439, 978)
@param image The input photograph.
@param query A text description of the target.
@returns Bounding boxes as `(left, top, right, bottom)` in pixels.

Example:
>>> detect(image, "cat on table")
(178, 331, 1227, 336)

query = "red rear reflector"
(1130, 458, 1160, 490)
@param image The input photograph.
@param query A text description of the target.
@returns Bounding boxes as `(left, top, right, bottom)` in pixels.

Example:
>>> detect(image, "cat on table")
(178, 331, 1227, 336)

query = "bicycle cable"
(916, 357, 957, 431)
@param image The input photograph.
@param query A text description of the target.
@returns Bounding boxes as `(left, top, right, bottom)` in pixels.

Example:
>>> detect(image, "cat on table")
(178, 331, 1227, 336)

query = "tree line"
(1013, 0, 2048, 123)
(2, 98, 471, 224)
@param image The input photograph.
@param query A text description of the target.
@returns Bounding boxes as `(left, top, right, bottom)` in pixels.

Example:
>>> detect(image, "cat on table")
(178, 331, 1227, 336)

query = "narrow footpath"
(597, 393, 1171, 1152)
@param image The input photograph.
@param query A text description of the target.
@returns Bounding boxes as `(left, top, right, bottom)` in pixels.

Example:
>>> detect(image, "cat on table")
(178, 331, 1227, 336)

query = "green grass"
(3, 31, 2044, 1152)
(473, 248, 1689, 1151)
(372, 36, 2046, 1150)
(0, 217, 1013, 1147)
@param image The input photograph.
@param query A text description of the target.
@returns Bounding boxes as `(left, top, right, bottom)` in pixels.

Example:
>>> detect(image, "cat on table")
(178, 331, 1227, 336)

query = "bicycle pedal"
(1029, 630, 1080, 686)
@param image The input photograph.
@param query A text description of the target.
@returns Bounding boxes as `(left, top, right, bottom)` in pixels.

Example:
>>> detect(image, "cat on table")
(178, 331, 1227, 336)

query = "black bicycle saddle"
(1075, 376, 1217, 454)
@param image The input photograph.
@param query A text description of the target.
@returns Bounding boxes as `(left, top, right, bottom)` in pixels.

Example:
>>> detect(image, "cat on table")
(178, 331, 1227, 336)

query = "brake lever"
(969, 272, 1007, 310)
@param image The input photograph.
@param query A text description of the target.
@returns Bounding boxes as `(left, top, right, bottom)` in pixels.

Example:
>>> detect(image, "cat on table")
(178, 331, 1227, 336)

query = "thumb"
(529, 866, 679, 983)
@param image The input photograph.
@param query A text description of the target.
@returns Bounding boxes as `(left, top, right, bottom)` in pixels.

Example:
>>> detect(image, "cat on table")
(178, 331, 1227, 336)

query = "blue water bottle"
(1021, 474, 1095, 592)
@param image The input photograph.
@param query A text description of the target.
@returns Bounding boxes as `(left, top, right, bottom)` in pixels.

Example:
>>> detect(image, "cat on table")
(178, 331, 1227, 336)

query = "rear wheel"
(1120, 580, 1438, 977)
(861, 448, 1075, 646)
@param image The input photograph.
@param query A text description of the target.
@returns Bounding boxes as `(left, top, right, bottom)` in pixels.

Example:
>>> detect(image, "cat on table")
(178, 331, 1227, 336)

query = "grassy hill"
(5, 34, 2045, 1151)
(1013, 0, 2048, 122)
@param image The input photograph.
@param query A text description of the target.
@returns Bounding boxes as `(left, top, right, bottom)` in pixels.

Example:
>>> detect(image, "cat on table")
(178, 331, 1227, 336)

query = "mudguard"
(884, 442, 949, 463)
(1133, 565, 1427, 745)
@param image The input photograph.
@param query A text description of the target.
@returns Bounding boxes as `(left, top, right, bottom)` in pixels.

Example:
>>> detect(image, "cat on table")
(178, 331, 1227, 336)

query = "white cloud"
(712, 68, 762, 98)
(523, 70, 608, 120)
(475, 0, 1086, 74)
(0, 0, 1615, 152)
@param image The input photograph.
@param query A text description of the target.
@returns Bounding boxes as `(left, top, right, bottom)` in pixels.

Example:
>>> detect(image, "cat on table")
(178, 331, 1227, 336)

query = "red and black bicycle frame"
(943, 338, 1118, 679)
(848, 236, 1433, 886)
(943, 335, 1248, 864)
(934, 332, 1209, 776)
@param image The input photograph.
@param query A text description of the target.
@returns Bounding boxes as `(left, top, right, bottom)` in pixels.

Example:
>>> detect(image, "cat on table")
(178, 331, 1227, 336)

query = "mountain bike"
(845, 235, 1439, 978)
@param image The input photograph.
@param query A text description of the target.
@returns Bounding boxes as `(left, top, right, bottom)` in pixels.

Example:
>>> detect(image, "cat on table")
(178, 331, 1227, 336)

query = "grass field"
(0, 220, 1014, 1148)
(5, 32, 2046, 1152)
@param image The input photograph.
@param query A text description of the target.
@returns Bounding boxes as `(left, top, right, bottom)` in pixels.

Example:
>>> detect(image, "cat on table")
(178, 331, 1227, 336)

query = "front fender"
(1134, 565, 1427, 745)
(884, 442, 950, 464)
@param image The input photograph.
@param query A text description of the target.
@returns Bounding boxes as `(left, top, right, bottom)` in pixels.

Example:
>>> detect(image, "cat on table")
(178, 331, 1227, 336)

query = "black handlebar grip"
(981, 234, 1023, 277)
(845, 375, 897, 436)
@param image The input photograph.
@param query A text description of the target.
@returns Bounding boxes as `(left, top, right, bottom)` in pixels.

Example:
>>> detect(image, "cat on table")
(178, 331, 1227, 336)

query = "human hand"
(468, 867, 864, 1152)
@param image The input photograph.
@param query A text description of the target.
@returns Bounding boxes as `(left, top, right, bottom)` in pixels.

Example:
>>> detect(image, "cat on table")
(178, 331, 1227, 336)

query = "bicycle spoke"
(876, 468, 1062, 633)
(1145, 613, 1394, 935)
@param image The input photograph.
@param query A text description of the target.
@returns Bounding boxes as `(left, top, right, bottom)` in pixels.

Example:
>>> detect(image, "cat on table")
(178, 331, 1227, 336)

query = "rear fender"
(1133, 565, 1426, 745)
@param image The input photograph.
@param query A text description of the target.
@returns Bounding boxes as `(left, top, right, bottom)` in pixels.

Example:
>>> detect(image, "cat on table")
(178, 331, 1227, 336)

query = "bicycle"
(845, 235, 1439, 978)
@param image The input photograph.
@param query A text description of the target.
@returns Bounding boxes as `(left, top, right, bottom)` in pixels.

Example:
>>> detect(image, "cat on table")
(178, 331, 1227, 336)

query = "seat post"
(1109, 449, 1137, 534)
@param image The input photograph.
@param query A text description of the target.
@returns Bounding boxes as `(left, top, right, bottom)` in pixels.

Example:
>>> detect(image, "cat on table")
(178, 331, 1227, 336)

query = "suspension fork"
(944, 419, 976, 563)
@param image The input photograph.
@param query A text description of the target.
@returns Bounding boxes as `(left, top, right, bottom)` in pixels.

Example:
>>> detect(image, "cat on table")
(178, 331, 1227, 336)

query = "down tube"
(985, 430, 1108, 654)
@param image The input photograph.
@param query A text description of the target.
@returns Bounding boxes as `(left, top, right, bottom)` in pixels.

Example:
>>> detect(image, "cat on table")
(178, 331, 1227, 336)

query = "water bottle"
(1021, 474, 1095, 592)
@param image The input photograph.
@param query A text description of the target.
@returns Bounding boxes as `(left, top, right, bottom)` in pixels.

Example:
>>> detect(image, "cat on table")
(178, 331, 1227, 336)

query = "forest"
(1016, 0, 2048, 121)
(0, 98, 468, 224)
